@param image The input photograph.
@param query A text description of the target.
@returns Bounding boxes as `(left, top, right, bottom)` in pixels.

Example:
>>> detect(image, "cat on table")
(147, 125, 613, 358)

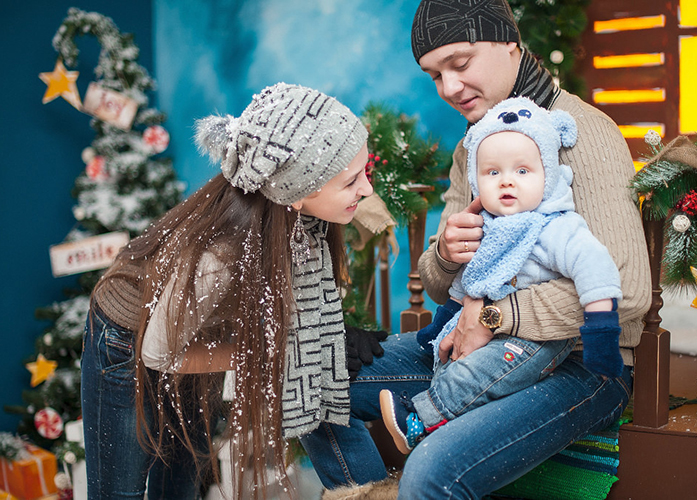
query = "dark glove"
(345, 325, 388, 381)
(579, 307, 624, 378)
(416, 298, 462, 349)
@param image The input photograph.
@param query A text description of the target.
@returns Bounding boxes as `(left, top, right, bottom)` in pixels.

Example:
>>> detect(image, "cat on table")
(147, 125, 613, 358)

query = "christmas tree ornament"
(82, 82, 138, 131)
(143, 125, 170, 154)
(39, 59, 81, 110)
(34, 407, 64, 440)
(72, 205, 85, 221)
(85, 156, 107, 181)
(645, 129, 662, 147)
(25, 354, 58, 387)
(672, 214, 691, 233)
(550, 50, 564, 64)
(81, 147, 95, 165)
(63, 451, 76, 464)
(54, 471, 71, 489)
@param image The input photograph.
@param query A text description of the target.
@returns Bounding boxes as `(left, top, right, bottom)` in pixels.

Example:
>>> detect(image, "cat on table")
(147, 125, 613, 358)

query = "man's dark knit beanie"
(411, 0, 521, 62)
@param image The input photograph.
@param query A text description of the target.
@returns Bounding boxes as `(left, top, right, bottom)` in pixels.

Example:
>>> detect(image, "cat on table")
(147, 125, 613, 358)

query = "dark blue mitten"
(416, 298, 462, 349)
(579, 306, 624, 378)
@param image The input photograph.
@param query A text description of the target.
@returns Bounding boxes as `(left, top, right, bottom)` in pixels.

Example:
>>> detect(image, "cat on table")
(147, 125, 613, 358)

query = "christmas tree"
(4, 8, 183, 454)
(510, 0, 591, 95)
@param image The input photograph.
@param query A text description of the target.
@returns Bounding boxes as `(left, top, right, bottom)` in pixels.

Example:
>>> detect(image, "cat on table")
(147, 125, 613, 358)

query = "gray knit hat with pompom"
(194, 83, 368, 206)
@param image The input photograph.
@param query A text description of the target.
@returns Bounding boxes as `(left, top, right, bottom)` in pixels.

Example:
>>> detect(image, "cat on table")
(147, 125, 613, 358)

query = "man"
(301, 1, 650, 497)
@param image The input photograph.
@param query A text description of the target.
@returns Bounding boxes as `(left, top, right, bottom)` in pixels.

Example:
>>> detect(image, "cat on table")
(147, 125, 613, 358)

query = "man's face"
(419, 41, 520, 124)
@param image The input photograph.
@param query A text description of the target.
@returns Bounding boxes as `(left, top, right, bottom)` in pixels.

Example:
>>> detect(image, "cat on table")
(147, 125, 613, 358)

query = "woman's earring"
(291, 212, 310, 266)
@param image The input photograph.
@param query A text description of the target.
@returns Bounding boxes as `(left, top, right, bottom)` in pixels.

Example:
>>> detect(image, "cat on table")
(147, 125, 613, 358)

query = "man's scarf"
(510, 47, 561, 110)
(282, 216, 350, 438)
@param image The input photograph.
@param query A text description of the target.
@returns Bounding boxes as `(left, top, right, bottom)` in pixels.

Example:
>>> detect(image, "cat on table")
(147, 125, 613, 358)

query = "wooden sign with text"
(49, 231, 129, 277)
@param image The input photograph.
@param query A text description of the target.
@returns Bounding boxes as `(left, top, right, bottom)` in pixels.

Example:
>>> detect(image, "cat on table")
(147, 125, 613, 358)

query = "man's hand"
(438, 197, 484, 264)
(438, 295, 494, 363)
(345, 325, 388, 380)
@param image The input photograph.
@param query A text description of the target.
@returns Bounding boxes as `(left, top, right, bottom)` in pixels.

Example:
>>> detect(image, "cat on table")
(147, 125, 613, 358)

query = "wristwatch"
(478, 298, 502, 332)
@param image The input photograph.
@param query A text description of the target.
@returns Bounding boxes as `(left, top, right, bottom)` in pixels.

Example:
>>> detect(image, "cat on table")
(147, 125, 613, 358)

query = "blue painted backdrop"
(154, 0, 466, 190)
(153, 0, 467, 330)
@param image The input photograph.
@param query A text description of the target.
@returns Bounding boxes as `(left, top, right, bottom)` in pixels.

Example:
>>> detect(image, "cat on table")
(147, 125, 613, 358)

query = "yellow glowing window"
(618, 124, 665, 139)
(593, 53, 664, 69)
(594, 15, 665, 33)
(680, 36, 697, 133)
(593, 89, 666, 104)
(681, 0, 697, 27)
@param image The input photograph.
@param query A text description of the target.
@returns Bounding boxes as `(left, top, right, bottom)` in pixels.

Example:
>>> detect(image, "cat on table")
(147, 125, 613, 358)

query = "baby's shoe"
(379, 390, 425, 454)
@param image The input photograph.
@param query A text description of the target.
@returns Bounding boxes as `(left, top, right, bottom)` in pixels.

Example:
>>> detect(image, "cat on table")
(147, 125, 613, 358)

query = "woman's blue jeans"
(299, 332, 632, 500)
(81, 306, 203, 499)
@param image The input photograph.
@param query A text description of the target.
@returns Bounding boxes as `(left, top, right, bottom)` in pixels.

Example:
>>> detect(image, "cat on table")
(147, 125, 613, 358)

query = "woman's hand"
(437, 197, 484, 264)
(438, 295, 494, 363)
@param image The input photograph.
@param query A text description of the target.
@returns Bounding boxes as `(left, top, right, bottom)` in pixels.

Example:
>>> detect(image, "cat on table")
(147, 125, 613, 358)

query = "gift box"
(0, 444, 57, 500)
(0, 490, 19, 500)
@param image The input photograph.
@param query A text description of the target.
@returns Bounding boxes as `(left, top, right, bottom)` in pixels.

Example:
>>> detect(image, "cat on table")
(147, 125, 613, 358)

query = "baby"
(381, 97, 624, 454)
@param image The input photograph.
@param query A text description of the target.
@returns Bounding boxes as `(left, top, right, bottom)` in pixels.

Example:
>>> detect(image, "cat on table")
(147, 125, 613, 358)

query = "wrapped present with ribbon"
(0, 438, 57, 500)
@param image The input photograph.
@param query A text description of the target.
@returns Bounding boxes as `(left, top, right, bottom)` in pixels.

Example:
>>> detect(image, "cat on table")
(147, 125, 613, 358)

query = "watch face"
(480, 306, 502, 328)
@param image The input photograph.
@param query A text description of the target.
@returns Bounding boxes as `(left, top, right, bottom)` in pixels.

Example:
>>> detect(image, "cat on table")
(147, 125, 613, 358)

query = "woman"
(81, 83, 372, 499)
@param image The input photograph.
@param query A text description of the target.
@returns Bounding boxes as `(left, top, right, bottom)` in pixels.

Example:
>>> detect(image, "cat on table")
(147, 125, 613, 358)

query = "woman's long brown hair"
(93, 173, 347, 498)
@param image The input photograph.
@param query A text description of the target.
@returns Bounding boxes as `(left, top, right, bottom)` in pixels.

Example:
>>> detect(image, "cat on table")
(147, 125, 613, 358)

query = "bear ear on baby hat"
(550, 109, 577, 148)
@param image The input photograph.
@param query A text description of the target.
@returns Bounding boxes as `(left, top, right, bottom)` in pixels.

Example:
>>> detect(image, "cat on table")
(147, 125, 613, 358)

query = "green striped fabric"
(492, 419, 625, 500)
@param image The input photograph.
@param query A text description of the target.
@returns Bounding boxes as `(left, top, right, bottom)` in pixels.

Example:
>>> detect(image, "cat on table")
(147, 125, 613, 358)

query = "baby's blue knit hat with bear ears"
(464, 97, 578, 215)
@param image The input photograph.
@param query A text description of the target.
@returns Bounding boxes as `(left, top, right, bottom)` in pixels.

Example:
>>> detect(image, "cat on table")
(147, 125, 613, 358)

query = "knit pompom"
(550, 109, 577, 148)
(195, 115, 241, 182)
(194, 115, 238, 162)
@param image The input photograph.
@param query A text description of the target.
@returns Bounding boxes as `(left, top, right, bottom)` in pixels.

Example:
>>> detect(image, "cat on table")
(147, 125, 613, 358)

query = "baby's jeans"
(413, 335, 577, 427)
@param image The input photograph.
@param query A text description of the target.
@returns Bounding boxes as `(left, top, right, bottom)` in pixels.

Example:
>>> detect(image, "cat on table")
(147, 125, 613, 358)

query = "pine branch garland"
(631, 133, 697, 292)
(360, 102, 450, 225)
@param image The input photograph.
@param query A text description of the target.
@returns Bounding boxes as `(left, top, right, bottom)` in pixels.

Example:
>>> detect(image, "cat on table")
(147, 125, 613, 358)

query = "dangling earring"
(291, 211, 310, 266)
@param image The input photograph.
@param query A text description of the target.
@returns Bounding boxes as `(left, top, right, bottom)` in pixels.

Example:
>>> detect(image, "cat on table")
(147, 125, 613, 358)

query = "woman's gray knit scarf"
(282, 216, 350, 438)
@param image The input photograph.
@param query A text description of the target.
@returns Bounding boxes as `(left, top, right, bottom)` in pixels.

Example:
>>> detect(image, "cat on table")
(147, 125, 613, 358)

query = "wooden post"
(400, 184, 434, 333)
(378, 234, 391, 332)
(632, 217, 671, 428)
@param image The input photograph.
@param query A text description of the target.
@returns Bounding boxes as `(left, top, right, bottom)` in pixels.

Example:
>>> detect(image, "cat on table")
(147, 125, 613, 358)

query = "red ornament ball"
(143, 125, 170, 154)
(86, 156, 107, 181)
(35, 407, 64, 439)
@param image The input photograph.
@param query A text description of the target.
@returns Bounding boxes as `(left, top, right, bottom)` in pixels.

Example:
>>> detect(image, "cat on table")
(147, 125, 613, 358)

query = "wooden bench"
(374, 207, 697, 497)
(608, 218, 697, 499)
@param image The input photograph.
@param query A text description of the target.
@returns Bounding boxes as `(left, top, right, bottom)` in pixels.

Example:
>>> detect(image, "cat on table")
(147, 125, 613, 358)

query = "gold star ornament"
(26, 354, 58, 387)
(39, 59, 81, 110)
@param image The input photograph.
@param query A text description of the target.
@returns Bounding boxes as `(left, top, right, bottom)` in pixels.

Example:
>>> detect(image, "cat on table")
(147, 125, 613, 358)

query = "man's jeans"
(300, 332, 632, 500)
(81, 306, 202, 499)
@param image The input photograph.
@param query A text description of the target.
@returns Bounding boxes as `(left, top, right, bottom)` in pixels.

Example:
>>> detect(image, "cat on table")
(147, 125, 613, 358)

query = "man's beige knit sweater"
(418, 90, 651, 366)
